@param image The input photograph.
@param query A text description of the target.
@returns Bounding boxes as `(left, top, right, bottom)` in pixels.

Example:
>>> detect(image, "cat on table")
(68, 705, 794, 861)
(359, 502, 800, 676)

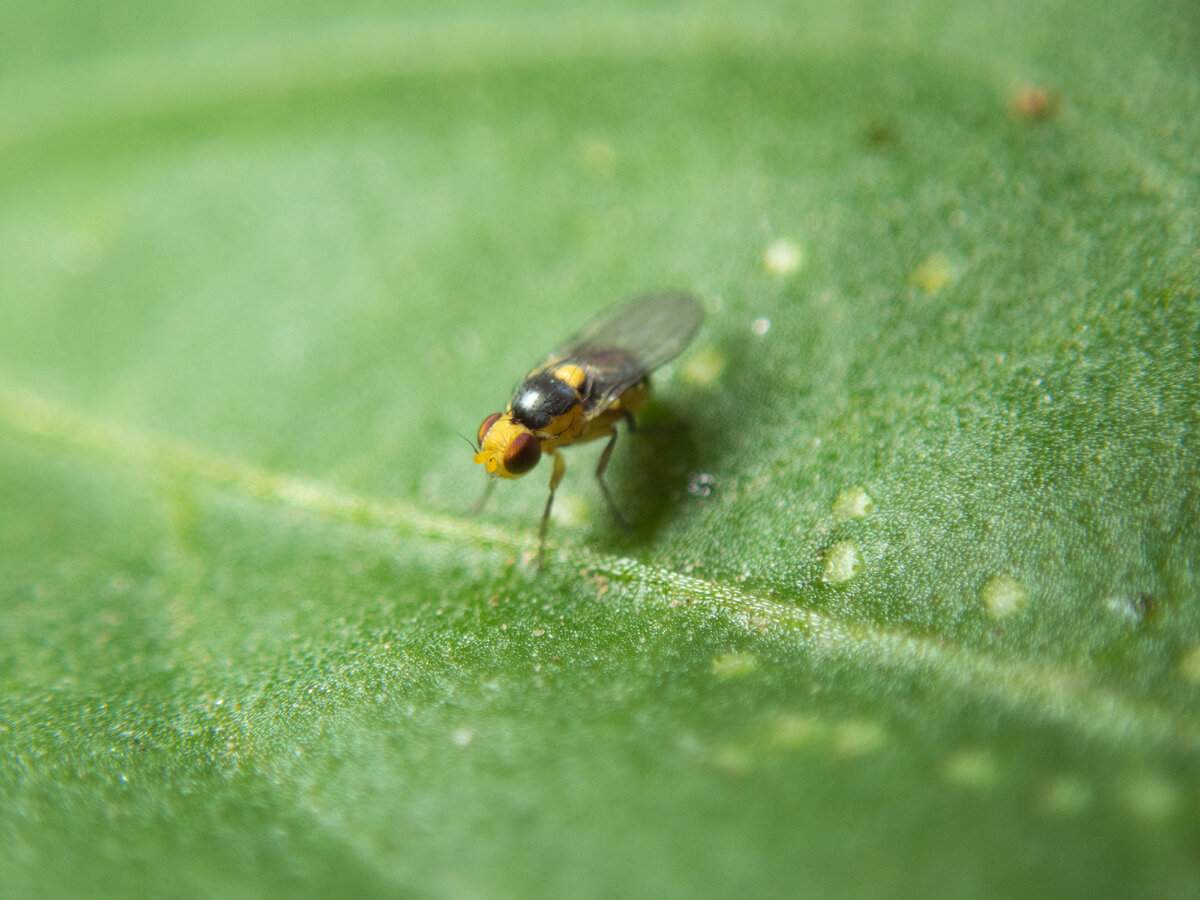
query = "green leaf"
(2, 2, 1199, 896)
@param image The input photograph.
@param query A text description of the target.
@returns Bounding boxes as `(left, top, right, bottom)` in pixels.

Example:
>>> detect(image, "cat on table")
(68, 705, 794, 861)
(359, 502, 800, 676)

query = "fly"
(473, 290, 704, 566)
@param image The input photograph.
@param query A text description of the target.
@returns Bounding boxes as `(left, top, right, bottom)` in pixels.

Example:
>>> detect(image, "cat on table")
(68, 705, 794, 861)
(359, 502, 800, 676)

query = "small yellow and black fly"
(473, 290, 703, 564)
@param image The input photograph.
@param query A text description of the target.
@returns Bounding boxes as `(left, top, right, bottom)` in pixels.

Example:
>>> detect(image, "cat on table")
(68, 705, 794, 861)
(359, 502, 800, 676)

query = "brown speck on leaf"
(864, 119, 901, 149)
(1010, 84, 1059, 121)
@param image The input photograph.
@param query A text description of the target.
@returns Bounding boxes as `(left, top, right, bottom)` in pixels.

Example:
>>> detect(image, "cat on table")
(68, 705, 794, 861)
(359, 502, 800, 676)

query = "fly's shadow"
(593, 403, 702, 550)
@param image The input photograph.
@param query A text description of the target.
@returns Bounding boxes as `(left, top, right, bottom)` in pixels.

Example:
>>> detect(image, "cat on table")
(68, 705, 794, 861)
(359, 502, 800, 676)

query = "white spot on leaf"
(980, 575, 1028, 619)
(763, 238, 804, 275)
(822, 541, 861, 584)
(833, 486, 874, 520)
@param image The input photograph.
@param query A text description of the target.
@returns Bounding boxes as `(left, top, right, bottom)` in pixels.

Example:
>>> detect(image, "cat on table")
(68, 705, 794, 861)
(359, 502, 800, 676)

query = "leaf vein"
(2, 380, 1195, 754)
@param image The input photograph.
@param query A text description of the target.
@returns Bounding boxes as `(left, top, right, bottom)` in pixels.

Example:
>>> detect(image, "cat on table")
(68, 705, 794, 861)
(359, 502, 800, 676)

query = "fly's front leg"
(595, 412, 634, 532)
(468, 477, 496, 516)
(538, 451, 567, 569)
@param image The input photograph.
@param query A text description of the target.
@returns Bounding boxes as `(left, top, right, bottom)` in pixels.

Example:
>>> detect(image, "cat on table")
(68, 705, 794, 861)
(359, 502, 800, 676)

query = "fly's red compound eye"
(477, 412, 502, 446)
(503, 432, 541, 475)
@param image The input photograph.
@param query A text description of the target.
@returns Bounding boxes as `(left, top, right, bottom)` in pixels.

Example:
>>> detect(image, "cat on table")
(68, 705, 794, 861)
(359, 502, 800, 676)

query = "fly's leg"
(595, 414, 634, 532)
(538, 451, 567, 570)
(468, 477, 496, 516)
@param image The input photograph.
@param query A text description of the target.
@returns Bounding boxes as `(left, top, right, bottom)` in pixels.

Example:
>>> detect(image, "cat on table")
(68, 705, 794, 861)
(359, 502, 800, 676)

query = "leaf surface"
(2, 3, 1199, 897)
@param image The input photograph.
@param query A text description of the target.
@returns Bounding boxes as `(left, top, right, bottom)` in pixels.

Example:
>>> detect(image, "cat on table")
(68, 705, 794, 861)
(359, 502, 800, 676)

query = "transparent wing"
(535, 291, 704, 416)
(549, 291, 704, 371)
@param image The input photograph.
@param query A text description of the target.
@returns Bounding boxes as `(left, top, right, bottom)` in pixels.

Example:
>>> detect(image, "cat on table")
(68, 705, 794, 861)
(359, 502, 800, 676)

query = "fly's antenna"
(456, 430, 480, 451)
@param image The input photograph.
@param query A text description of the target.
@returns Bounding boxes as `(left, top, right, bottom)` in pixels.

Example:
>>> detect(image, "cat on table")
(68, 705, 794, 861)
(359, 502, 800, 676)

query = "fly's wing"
(537, 291, 704, 416)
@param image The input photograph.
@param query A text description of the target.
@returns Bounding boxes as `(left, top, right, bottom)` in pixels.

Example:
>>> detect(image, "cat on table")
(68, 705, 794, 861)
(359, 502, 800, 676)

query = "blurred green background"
(1, 1, 1198, 897)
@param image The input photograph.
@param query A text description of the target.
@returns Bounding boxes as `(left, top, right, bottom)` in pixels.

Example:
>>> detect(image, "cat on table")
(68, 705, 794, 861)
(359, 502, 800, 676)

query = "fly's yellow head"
(474, 412, 542, 479)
